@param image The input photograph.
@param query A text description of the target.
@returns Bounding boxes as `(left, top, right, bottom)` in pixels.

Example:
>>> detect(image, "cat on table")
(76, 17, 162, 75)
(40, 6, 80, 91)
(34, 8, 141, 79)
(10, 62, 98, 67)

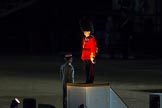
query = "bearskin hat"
(79, 17, 94, 33)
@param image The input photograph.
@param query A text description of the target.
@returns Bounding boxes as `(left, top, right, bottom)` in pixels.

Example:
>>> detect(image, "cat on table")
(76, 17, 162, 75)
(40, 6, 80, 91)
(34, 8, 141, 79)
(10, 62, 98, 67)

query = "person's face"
(66, 57, 72, 63)
(69, 57, 72, 63)
(83, 31, 91, 37)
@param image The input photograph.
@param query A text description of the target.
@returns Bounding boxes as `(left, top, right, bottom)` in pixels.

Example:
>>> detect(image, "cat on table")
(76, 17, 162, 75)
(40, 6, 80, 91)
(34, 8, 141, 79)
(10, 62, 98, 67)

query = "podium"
(67, 83, 128, 108)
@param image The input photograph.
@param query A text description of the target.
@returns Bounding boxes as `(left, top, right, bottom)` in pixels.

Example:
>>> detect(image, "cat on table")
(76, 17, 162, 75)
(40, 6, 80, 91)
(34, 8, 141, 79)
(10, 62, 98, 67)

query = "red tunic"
(81, 35, 97, 60)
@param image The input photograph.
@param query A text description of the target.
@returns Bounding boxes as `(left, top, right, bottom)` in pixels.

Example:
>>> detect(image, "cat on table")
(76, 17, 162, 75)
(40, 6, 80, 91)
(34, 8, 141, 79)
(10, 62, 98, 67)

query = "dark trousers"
(63, 85, 67, 108)
(83, 60, 94, 83)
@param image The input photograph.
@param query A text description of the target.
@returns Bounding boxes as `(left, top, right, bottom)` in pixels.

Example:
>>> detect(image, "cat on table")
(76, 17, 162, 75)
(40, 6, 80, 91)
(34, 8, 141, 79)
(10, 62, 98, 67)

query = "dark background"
(0, 1, 162, 108)
(0, 0, 162, 58)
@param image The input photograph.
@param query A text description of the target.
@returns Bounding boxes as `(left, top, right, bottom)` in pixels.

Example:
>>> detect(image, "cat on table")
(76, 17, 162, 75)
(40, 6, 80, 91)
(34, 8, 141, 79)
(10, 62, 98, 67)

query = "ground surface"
(0, 55, 162, 108)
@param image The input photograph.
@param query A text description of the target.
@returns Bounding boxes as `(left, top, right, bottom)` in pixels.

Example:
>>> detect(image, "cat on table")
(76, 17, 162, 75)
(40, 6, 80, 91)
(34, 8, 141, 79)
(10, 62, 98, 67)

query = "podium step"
(67, 83, 128, 108)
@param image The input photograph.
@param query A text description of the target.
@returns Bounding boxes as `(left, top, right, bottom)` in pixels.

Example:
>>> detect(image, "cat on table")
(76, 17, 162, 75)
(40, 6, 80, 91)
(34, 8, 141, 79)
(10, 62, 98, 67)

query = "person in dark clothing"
(60, 53, 74, 108)
(119, 8, 133, 59)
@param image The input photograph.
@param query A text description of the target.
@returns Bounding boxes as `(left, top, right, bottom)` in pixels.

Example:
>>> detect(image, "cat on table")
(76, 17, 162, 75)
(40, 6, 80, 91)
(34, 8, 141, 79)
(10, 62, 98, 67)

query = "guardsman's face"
(83, 31, 91, 37)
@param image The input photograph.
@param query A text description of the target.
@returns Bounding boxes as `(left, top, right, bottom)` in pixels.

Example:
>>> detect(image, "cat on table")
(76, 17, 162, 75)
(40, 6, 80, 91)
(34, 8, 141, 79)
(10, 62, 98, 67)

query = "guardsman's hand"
(91, 57, 96, 64)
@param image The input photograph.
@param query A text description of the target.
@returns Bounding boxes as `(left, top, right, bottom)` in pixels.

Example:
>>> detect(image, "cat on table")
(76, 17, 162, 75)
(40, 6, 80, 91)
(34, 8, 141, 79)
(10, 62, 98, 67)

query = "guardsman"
(80, 18, 98, 83)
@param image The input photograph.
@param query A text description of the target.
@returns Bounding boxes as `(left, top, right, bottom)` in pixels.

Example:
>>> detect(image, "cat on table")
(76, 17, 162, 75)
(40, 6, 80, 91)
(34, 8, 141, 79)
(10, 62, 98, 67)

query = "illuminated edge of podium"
(67, 83, 128, 108)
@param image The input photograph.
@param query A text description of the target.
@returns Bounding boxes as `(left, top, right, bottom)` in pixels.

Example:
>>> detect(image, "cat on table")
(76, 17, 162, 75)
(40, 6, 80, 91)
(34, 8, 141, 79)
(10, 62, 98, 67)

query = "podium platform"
(67, 83, 128, 108)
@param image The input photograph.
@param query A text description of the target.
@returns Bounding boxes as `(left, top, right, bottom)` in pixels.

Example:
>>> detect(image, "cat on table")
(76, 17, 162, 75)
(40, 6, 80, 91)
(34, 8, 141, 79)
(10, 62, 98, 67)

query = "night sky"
(0, 0, 162, 58)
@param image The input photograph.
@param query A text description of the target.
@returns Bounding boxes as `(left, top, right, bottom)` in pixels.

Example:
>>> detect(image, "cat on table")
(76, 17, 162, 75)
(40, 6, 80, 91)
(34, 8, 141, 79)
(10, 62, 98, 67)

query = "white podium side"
(67, 83, 128, 108)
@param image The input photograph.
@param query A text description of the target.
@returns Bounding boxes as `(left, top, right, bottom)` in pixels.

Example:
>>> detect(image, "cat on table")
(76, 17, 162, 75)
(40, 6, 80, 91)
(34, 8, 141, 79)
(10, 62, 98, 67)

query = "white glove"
(91, 57, 96, 64)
